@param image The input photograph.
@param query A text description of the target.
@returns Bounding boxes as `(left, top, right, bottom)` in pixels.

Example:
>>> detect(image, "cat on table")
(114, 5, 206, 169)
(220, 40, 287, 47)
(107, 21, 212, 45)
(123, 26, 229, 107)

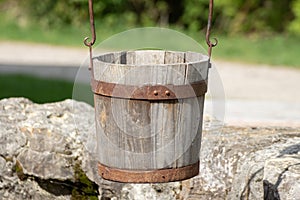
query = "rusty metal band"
(91, 79, 207, 100)
(98, 161, 199, 183)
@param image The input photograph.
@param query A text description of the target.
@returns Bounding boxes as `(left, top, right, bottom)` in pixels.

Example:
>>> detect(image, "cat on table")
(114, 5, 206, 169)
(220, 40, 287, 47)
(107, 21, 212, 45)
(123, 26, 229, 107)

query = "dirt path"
(215, 60, 300, 103)
(1, 41, 300, 126)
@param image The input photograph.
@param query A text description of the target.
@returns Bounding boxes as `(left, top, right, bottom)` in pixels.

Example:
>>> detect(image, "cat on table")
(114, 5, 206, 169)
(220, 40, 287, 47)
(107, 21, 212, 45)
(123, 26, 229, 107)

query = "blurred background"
(1, 0, 300, 63)
(0, 0, 299, 126)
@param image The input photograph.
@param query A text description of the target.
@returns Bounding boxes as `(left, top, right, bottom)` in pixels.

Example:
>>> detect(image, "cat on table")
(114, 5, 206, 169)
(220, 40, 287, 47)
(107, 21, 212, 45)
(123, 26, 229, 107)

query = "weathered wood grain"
(93, 50, 209, 171)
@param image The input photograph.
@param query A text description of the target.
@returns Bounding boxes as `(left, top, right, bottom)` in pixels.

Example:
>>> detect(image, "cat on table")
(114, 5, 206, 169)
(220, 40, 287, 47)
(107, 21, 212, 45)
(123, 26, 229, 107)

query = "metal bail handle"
(84, 0, 96, 73)
(206, 0, 218, 63)
(84, 0, 218, 70)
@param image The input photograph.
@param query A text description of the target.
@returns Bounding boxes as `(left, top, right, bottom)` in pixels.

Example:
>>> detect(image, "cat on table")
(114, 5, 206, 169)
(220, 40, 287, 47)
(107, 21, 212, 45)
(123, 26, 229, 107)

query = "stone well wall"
(0, 98, 299, 199)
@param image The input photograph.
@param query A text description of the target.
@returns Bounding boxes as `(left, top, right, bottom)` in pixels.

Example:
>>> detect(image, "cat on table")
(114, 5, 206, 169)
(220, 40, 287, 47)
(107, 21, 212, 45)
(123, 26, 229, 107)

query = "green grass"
(212, 35, 300, 67)
(0, 13, 300, 68)
(0, 13, 128, 47)
(0, 74, 92, 104)
(0, 14, 81, 46)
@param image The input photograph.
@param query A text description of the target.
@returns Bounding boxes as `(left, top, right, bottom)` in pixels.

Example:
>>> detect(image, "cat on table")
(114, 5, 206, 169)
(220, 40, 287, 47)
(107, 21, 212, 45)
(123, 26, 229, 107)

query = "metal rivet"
(165, 90, 170, 96)
(153, 90, 158, 96)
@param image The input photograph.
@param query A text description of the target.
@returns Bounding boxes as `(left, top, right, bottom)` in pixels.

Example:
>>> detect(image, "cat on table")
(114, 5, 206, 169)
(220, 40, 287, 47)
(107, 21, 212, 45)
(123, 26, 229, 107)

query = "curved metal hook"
(84, 0, 96, 71)
(206, 37, 218, 47)
(206, 0, 218, 59)
(84, 0, 96, 47)
(84, 36, 94, 47)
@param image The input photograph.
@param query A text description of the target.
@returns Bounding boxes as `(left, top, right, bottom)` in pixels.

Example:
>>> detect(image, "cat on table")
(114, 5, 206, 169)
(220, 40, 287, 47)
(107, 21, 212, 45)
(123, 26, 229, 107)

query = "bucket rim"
(92, 50, 209, 67)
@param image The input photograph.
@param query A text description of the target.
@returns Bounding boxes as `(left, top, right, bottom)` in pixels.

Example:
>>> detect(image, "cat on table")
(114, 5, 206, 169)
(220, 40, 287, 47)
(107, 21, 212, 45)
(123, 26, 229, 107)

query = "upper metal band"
(91, 79, 207, 100)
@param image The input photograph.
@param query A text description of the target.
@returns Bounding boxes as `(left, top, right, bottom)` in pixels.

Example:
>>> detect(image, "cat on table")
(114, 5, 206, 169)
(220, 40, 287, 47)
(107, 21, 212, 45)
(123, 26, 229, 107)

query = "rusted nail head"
(153, 90, 158, 96)
(165, 90, 170, 96)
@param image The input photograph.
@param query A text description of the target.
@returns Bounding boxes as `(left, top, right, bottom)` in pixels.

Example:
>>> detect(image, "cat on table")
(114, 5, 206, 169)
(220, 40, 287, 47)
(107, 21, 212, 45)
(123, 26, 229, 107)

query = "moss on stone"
(71, 162, 99, 200)
(14, 160, 28, 181)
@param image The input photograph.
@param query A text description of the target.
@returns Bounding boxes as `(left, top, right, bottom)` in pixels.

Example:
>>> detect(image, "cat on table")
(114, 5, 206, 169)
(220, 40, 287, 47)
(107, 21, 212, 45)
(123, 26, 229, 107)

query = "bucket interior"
(94, 50, 208, 66)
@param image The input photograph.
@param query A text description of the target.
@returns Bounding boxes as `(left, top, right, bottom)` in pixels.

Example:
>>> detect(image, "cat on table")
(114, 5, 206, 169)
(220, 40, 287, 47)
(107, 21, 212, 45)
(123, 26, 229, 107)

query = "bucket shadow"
(263, 162, 300, 200)
(240, 143, 300, 200)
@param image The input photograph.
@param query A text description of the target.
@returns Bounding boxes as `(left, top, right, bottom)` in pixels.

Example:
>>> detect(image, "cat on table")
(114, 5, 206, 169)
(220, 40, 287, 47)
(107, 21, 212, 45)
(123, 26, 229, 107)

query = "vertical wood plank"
(124, 51, 154, 169)
(180, 52, 208, 166)
(154, 51, 186, 168)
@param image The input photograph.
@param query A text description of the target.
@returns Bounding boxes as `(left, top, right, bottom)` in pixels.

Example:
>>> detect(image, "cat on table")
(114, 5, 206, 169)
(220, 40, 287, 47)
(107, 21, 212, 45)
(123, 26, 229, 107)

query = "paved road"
(1, 41, 299, 127)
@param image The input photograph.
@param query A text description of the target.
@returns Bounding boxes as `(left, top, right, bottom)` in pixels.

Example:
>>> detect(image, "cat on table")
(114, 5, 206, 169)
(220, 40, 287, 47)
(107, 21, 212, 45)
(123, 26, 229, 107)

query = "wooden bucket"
(91, 50, 209, 183)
